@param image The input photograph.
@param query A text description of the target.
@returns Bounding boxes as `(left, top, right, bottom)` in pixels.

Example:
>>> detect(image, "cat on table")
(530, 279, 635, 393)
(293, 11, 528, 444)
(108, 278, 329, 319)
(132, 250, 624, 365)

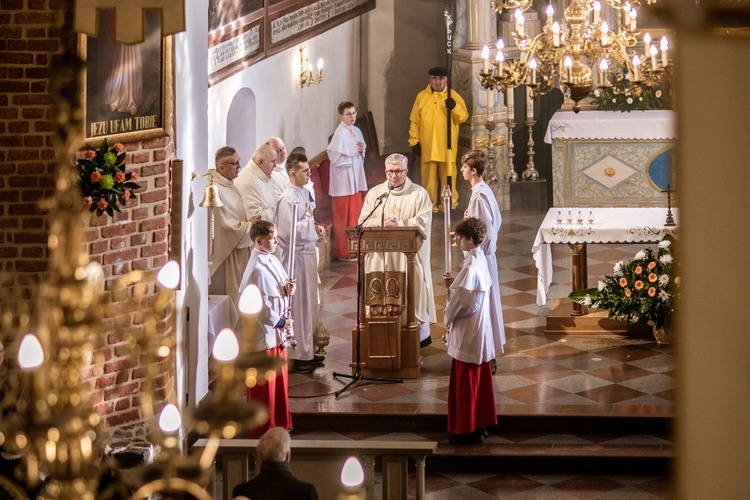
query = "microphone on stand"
(380, 184, 393, 227)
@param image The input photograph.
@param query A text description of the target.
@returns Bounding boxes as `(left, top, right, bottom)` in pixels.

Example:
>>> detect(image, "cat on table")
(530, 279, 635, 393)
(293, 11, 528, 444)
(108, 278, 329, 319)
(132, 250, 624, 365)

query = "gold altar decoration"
(483, 0, 672, 112)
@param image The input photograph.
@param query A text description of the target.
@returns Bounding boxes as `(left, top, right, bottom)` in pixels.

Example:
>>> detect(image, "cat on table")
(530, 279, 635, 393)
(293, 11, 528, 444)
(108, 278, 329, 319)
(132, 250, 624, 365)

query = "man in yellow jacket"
(408, 66, 469, 212)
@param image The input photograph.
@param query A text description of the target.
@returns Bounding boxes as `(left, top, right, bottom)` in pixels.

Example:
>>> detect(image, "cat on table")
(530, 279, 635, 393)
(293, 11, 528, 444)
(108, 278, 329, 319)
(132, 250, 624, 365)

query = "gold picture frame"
(78, 9, 172, 147)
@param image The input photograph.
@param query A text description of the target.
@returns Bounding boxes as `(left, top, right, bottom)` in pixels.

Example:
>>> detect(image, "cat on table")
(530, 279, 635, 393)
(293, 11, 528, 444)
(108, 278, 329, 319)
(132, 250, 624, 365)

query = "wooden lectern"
(347, 226, 425, 379)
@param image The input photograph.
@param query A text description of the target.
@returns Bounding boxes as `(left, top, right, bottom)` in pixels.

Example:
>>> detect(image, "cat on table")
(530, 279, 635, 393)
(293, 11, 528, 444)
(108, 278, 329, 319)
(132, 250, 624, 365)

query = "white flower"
(598, 280, 606, 291)
(583, 294, 592, 306)
(594, 89, 601, 97)
(634, 250, 647, 261)
(658, 274, 670, 286)
(626, 97, 633, 104)
(659, 254, 674, 264)
(659, 239, 671, 249)
(659, 290, 670, 302)
(614, 261, 623, 273)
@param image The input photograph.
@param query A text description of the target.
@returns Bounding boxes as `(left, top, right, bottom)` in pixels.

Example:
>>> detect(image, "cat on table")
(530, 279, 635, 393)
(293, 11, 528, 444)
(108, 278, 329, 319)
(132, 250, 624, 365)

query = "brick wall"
(0, 0, 176, 433)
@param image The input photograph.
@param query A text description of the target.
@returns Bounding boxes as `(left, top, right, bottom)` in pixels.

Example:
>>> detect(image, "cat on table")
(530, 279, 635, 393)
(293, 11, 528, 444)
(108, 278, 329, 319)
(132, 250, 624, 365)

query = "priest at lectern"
(358, 153, 436, 346)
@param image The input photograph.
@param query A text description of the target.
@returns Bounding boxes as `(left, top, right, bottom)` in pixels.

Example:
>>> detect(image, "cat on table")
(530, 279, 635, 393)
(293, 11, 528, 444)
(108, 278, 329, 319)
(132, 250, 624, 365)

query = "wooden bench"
(191, 438, 437, 500)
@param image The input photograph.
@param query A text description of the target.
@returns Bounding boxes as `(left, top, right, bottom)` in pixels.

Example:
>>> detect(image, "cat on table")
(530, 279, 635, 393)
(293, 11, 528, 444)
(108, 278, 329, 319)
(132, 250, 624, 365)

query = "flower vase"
(650, 321, 674, 346)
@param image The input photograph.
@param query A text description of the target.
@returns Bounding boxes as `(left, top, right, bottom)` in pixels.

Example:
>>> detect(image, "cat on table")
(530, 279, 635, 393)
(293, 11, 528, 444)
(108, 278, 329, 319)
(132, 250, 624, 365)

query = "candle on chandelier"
(600, 21, 609, 46)
(660, 36, 669, 66)
(563, 56, 573, 82)
(481, 44, 490, 73)
(487, 87, 494, 111)
(630, 8, 637, 31)
(599, 58, 609, 86)
(632, 55, 642, 81)
(623, 6, 631, 28)
(515, 9, 525, 37)
(546, 4, 554, 24)
(649, 44, 658, 70)
(528, 58, 537, 86)
(496, 50, 505, 75)
(552, 22, 561, 47)
(593, 1, 601, 23)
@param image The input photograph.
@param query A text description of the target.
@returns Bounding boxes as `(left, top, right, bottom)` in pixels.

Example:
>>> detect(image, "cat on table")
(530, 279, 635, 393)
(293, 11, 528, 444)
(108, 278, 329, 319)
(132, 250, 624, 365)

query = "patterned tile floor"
(286, 210, 675, 499)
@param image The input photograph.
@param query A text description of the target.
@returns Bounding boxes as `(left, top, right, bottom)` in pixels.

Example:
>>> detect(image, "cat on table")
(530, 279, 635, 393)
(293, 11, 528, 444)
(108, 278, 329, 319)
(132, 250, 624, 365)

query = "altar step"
(292, 410, 673, 475)
(545, 297, 655, 336)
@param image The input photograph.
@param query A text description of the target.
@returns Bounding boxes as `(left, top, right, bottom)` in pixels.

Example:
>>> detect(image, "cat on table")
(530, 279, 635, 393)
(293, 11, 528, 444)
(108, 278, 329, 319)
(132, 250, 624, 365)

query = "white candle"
(515, 9, 525, 37)
(487, 87, 494, 110)
(528, 58, 537, 86)
(545, 5, 554, 26)
(601, 21, 609, 46)
(507, 87, 514, 117)
(564, 56, 573, 82)
(317, 59, 323, 79)
(660, 36, 669, 66)
(593, 1, 601, 23)
(649, 44, 658, 69)
(630, 8, 637, 31)
(598, 58, 609, 86)
(481, 44, 490, 73)
(643, 32, 651, 48)
(496, 50, 504, 75)
(526, 86, 534, 121)
(552, 22, 560, 47)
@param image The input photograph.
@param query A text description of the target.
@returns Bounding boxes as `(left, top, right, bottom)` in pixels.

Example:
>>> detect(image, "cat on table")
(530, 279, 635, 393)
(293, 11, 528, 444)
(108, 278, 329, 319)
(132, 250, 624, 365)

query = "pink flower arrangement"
(78, 138, 142, 217)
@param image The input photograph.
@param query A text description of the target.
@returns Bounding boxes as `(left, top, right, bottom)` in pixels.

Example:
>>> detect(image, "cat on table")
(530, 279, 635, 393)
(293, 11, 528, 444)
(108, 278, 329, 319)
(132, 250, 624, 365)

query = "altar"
(545, 110, 676, 207)
(532, 207, 678, 333)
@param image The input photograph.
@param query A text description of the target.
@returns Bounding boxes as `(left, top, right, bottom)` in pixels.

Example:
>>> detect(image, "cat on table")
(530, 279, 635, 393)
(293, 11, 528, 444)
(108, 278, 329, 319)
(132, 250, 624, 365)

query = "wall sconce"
(300, 46, 323, 87)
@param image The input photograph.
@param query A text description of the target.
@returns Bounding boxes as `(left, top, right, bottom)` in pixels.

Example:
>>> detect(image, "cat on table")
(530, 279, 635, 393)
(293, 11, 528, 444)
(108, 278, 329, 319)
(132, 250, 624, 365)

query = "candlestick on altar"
(442, 184, 453, 277)
(502, 119, 518, 182)
(662, 184, 676, 226)
(521, 119, 539, 180)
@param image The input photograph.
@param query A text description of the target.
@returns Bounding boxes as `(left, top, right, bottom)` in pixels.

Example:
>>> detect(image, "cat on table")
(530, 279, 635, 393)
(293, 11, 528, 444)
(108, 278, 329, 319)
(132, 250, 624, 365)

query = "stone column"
(464, 0, 495, 49)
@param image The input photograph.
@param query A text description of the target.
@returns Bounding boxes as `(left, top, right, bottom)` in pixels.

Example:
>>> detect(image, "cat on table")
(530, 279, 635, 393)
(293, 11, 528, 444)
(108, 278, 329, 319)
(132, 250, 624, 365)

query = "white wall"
(207, 21, 362, 159)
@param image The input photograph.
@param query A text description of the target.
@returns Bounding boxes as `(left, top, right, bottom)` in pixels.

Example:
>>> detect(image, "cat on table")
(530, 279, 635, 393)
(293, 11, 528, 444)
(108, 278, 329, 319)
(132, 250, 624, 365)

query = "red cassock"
(448, 358, 497, 435)
(247, 345, 292, 438)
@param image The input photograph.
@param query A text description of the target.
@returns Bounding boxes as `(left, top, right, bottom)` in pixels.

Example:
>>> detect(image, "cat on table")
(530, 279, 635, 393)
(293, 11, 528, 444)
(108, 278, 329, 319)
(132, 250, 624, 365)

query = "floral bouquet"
(78, 139, 141, 217)
(590, 80, 664, 112)
(569, 236, 677, 330)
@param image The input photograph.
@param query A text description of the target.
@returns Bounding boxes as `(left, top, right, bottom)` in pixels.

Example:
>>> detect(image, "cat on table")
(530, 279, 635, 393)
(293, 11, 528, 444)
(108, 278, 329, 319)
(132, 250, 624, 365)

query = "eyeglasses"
(220, 160, 241, 166)
(342, 111, 357, 117)
(385, 169, 406, 176)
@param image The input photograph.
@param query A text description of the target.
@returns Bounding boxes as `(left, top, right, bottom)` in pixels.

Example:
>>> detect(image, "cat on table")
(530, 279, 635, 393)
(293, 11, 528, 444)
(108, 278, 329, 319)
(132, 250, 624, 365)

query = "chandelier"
(482, 0, 671, 112)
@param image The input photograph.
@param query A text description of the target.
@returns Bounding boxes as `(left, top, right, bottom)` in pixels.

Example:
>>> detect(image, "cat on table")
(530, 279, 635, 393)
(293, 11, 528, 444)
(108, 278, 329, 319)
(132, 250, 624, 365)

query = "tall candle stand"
(501, 118, 518, 183)
(522, 119, 539, 180)
(484, 115, 499, 185)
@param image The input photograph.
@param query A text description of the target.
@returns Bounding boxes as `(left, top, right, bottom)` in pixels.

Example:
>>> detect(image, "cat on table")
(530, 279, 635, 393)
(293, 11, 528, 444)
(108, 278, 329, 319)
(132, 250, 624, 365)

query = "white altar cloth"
(544, 110, 676, 144)
(533, 207, 678, 306)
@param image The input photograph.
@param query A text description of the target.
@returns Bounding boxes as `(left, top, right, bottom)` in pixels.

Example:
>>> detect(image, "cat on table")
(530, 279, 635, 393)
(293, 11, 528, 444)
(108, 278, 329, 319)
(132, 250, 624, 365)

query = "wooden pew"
(191, 438, 437, 500)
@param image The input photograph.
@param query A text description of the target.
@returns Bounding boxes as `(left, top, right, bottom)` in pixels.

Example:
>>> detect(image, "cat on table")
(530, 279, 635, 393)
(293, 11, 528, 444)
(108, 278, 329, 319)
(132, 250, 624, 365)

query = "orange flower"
(113, 143, 125, 153)
(655, 90, 662, 98)
(114, 171, 125, 183)
(648, 272, 658, 283)
(97, 198, 108, 210)
(647, 261, 656, 270)
(634, 265, 643, 274)
(619, 277, 628, 287)
(123, 189, 131, 200)
(625, 289, 632, 297)
(648, 287, 657, 297)
(634, 280, 644, 290)
(90, 171, 102, 183)
(84, 150, 96, 159)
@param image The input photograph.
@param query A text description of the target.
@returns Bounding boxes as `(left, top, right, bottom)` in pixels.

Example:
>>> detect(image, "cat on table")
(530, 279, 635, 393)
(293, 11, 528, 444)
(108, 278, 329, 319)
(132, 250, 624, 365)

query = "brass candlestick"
(502, 120, 518, 182)
(522, 119, 539, 180)
(663, 184, 676, 226)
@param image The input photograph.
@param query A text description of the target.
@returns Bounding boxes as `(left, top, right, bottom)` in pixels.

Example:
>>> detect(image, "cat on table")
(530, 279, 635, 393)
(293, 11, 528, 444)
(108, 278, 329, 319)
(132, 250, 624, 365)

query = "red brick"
(15, 260, 46, 272)
(12, 94, 51, 105)
(107, 409, 140, 427)
(1, 0, 24, 9)
(25, 66, 48, 79)
(23, 136, 44, 147)
(8, 121, 29, 133)
(30, 81, 46, 92)
(139, 217, 167, 231)
(0, 80, 30, 92)
(22, 108, 43, 119)
(0, 26, 22, 38)
(141, 188, 167, 203)
(25, 27, 46, 37)
(27, 39, 58, 52)
(14, 12, 57, 24)
(100, 221, 137, 238)
(27, 0, 47, 10)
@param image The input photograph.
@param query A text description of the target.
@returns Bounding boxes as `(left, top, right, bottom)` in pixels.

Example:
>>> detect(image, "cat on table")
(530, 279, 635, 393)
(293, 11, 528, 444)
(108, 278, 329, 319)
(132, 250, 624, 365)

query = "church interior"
(0, 1, 749, 499)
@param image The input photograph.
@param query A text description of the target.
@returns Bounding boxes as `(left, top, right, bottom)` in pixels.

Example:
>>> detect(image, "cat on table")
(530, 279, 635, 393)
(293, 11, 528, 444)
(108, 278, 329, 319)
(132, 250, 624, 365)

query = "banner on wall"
(208, 0, 375, 87)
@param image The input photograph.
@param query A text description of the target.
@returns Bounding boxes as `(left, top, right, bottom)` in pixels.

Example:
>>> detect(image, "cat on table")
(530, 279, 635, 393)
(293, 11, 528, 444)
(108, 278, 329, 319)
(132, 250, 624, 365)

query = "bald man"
(235, 143, 279, 223)
(267, 136, 290, 196)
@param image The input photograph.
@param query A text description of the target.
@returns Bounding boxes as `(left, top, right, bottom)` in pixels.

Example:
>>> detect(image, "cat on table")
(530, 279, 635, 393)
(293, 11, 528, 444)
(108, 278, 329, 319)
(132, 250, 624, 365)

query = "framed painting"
(78, 9, 172, 146)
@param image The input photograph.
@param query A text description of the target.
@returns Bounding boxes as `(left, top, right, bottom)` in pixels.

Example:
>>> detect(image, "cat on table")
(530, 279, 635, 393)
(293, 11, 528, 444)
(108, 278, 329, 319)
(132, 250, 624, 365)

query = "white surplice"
(275, 184, 319, 361)
(239, 249, 289, 352)
(444, 247, 495, 365)
(358, 178, 436, 341)
(327, 122, 368, 197)
(467, 181, 506, 352)
(207, 170, 252, 309)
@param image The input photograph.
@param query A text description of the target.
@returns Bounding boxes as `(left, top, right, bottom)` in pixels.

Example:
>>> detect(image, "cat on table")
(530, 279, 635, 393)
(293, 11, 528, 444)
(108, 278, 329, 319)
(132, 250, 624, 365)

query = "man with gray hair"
(232, 427, 319, 500)
(267, 136, 290, 195)
(358, 153, 436, 346)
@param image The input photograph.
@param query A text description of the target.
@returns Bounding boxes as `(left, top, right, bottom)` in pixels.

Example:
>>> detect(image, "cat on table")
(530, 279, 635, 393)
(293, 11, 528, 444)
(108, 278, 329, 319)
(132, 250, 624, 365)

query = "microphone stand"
(334, 194, 403, 398)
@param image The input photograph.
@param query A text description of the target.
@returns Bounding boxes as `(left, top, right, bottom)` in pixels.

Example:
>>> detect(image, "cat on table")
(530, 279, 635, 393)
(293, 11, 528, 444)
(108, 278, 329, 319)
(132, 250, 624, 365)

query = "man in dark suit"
(232, 427, 319, 500)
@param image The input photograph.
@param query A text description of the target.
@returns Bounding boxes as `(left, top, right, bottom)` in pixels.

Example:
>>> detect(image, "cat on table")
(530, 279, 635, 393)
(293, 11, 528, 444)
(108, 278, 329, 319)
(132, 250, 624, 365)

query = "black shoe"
(420, 337, 432, 348)
(312, 355, 325, 363)
(491, 359, 497, 375)
(448, 431, 483, 445)
(302, 357, 325, 367)
(289, 361, 315, 374)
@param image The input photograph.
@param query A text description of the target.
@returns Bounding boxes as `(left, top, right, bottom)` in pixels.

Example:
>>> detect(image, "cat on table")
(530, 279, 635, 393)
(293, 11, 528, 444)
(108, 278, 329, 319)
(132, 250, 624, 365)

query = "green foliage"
(569, 235, 677, 329)
(78, 139, 141, 217)
(591, 80, 664, 112)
